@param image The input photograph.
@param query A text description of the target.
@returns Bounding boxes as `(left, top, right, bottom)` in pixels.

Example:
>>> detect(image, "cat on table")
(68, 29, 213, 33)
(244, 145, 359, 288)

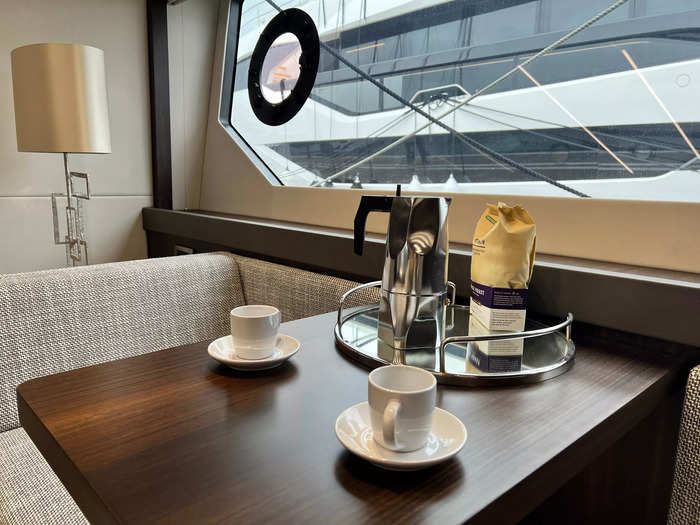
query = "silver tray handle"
(439, 312, 574, 373)
(446, 281, 456, 305)
(338, 281, 382, 326)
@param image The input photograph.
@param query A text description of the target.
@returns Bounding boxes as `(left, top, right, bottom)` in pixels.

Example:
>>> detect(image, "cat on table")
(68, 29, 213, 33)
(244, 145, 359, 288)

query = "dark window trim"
(147, 0, 173, 209)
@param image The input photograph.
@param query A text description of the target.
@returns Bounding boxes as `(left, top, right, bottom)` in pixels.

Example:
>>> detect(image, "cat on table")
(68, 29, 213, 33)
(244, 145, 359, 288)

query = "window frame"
(219, 0, 283, 186)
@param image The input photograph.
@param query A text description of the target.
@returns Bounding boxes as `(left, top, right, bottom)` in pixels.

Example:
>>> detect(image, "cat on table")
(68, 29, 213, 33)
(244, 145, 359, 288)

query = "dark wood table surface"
(17, 312, 685, 525)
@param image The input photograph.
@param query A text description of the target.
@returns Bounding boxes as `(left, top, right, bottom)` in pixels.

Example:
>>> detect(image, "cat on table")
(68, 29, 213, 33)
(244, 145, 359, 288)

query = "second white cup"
(230, 305, 281, 360)
(368, 365, 437, 452)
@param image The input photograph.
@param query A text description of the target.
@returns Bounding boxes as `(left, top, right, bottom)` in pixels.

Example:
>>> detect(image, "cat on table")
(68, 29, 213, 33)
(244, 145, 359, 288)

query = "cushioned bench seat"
(668, 366, 700, 524)
(0, 252, 377, 524)
(0, 428, 87, 525)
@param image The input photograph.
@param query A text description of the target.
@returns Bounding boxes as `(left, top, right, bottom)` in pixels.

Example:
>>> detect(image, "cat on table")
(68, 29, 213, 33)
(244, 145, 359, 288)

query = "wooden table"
(18, 312, 686, 524)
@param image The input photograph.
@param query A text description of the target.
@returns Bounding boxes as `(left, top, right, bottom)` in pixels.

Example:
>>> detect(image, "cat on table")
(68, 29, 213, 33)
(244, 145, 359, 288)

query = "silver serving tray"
(335, 281, 575, 387)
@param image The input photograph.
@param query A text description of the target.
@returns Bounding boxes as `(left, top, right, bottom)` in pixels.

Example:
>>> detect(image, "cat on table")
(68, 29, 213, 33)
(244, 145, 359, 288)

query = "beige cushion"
(0, 427, 86, 525)
(668, 365, 700, 525)
(0, 252, 245, 433)
(233, 255, 380, 323)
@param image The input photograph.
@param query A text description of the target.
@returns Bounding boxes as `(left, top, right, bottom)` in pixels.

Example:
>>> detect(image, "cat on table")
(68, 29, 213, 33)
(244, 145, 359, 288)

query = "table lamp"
(11, 43, 111, 266)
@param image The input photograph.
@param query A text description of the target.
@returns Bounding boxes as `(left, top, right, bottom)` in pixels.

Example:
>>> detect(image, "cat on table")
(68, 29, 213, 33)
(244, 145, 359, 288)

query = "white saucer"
(208, 334, 300, 371)
(335, 401, 467, 471)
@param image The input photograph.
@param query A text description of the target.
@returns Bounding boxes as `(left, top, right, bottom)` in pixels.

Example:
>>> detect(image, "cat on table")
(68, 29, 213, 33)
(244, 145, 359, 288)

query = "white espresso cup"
(230, 305, 281, 360)
(368, 365, 437, 452)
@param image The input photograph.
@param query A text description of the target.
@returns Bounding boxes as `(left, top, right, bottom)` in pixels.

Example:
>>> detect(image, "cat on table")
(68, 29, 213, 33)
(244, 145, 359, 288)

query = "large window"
(227, 0, 700, 201)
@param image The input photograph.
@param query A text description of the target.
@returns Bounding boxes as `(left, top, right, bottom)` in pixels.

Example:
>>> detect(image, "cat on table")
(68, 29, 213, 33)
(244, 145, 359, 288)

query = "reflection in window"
(643, 0, 699, 17)
(427, 20, 463, 54)
(318, 40, 339, 72)
(259, 33, 301, 104)
(402, 28, 428, 58)
(470, 2, 538, 45)
(375, 35, 400, 63)
(229, 0, 700, 202)
(358, 81, 380, 113)
(545, 0, 629, 32)
(382, 76, 403, 110)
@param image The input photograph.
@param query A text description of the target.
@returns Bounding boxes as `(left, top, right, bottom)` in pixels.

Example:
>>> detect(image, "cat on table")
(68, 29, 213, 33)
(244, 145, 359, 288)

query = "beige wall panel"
(168, 0, 220, 210)
(0, 0, 151, 196)
(199, 1, 700, 274)
(0, 195, 150, 274)
(0, 198, 65, 272)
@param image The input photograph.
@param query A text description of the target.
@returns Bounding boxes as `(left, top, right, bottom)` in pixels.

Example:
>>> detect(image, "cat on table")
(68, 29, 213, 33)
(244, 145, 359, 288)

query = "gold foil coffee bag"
(470, 202, 536, 331)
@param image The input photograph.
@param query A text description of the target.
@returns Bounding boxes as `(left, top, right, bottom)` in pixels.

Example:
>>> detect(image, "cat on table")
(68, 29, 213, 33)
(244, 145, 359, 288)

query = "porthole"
(247, 8, 320, 126)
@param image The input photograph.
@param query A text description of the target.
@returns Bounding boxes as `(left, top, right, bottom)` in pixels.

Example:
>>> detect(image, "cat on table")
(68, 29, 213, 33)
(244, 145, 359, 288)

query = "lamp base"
(51, 153, 90, 266)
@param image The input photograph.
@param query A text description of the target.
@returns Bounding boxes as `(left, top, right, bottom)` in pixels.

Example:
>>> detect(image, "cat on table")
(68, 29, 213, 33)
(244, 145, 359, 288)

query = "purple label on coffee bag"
(470, 281, 528, 310)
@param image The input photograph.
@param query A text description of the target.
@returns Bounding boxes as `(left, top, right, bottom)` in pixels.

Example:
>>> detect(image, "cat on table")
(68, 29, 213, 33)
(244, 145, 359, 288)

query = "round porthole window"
(248, 9, 320, 126)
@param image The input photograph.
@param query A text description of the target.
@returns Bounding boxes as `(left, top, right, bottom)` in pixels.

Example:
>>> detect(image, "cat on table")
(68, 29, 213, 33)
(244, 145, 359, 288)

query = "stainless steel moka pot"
(354, 187, 451, 350)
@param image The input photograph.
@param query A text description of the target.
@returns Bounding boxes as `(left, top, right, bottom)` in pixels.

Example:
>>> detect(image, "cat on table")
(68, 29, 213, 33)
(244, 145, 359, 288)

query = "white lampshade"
(11, 43, 111, 154)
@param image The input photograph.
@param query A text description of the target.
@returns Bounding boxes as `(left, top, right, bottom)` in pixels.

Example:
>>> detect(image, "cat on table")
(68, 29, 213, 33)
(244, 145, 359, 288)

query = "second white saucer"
(208, 334, 300, 371)
(335, 401, 467, 471)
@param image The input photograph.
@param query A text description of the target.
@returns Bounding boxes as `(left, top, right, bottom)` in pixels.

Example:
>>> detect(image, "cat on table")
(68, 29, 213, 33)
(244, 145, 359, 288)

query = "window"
(227, 0, 700, 202)
(469, 2, 538, 45)
(427, 20, 463, 54)
(544, 0, 629, 32)
(642, 0, 699, 17)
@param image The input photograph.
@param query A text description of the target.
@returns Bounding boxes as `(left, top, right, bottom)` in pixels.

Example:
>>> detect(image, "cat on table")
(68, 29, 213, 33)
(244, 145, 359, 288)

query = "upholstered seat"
(232, 254, 378, 323)
(0, 252, 377, 524)
(668, 365, 700, 525)
(0, 428, 87, 525)
(0, 252, 245, 434)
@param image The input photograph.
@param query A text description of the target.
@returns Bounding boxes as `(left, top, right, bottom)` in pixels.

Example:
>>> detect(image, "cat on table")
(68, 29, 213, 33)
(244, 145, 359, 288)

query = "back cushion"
(668, 365, 700, 525)
(0, 253, 245, 432)
(234, 255, 380, 323)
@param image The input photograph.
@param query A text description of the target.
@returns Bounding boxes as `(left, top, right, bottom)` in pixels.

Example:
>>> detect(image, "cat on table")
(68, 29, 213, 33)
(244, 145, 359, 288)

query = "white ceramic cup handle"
(383, 399, 401, 449)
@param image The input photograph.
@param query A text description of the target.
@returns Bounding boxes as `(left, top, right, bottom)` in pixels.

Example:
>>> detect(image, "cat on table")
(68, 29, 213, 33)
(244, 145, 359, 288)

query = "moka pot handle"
(353, 196, 393, 255)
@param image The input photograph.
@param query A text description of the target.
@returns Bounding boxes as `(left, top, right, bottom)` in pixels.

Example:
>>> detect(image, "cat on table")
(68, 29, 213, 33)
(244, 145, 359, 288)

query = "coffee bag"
(470, 202, 536, 331)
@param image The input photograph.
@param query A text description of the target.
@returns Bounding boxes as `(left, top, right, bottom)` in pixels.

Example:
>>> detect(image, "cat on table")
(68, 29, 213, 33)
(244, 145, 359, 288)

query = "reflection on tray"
(377, 343, 437, 369)
(465, 316, 523, 374)
(338, 305, 573, 381)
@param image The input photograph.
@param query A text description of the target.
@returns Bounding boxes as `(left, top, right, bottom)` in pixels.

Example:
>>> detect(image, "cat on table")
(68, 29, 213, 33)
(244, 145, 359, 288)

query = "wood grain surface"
(17, 312, 686, 524)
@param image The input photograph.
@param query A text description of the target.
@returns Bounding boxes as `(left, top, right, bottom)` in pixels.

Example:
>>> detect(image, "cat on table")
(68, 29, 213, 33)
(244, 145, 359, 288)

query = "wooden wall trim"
(142, 207, 700, 349)
(147, 0, 173, 209)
